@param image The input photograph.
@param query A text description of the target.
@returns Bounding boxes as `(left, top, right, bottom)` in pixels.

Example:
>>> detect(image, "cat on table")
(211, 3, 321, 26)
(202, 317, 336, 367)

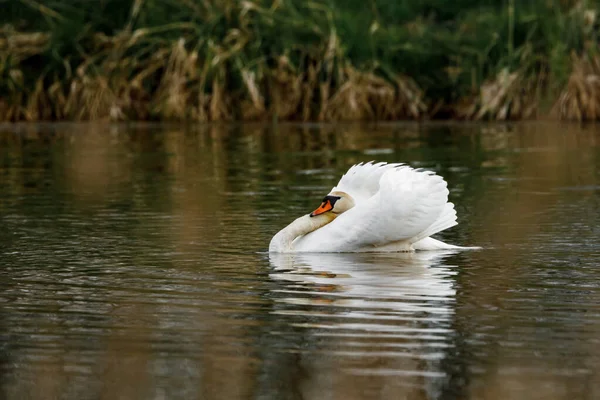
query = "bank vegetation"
(1, 0, 599, 122)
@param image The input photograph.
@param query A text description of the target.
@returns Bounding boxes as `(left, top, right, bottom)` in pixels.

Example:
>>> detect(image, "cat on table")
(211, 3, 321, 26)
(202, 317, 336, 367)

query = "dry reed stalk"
(0, 28, 49, 62)
(57, 29, 167, 121)
(23, 77, 51, 121)
(209, 78, 231, 121)
(0, 27, 50, 120)
(65, 74, 120, 120)
(457, 68, 538, 120)
(317, 30, 342, 121)
(240, 68, 266, 120)
(268, 56, 303, 120)
(303, 62, 319, 121)
(0, 70, 24, 121)
(552, 53, 600, 121)
(395, 76, 428, 119)
(152, 38, 195, 119)
(324, 66, 426, 121)
(325, 69, 373, 120)
(47, 79, 67, 120)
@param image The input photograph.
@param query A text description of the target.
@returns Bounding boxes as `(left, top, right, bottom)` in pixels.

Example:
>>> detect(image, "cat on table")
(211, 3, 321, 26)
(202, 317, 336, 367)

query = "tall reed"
(0, 0, 598, 121)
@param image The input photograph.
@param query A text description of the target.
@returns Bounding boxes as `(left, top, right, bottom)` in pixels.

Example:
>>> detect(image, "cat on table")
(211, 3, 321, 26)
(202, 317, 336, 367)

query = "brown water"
(0, 122, 599, 400)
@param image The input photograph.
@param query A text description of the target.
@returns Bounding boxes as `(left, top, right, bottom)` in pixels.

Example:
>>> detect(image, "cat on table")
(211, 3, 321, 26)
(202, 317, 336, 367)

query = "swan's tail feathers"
(410, 202, 458, 245)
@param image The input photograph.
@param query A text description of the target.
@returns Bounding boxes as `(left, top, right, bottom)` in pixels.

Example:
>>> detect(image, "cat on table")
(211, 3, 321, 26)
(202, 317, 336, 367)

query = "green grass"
(1, 0, 599, 121)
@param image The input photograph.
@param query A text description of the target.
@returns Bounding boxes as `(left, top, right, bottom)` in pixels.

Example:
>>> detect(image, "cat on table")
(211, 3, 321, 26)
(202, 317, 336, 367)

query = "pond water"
(1, 122, 599, 400)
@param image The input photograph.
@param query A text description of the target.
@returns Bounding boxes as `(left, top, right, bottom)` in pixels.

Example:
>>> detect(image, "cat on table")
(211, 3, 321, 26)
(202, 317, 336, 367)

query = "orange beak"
(310, 199, 333, 217)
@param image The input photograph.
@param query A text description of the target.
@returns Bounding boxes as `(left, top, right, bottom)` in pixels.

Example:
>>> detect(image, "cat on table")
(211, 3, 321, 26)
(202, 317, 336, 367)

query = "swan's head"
(309, 191, 355, 218)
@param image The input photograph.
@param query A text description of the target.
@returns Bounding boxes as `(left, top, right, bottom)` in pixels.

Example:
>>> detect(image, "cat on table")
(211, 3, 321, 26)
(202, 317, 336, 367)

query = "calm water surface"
(1, 122, 599, 399)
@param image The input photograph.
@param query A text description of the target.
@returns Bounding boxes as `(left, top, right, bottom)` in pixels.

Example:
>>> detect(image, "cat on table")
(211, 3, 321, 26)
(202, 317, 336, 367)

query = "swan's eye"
(323, 195, 341, 206)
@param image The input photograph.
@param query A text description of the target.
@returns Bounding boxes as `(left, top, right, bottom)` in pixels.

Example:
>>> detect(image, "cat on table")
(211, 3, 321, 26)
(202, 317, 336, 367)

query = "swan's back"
(332, 161, 403, 203)
(292, 162, 458, 252)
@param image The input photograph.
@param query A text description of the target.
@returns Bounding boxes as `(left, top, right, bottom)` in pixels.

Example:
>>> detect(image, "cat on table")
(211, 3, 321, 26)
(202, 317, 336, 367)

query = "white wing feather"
(331, 161, 403, 203)
(293, 163, 455, 252)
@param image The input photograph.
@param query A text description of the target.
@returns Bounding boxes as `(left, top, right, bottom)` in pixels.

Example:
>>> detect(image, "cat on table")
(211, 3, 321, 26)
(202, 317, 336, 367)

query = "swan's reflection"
(269, 251, 458, 315)
(264, 251, 460, 398)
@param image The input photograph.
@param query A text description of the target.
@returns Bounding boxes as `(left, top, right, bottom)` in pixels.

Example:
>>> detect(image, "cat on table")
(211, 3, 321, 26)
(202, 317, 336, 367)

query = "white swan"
(269, 161, 474, 253)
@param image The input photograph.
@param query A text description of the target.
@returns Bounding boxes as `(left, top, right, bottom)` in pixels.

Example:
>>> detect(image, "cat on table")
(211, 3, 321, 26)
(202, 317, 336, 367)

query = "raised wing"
(294, 165, 455, 252)
(331, 161, 403, 203)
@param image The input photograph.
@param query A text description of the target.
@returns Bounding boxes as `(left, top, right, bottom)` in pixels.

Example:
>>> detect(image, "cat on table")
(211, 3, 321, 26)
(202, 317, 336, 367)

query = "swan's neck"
(269, 214, 334, 252)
